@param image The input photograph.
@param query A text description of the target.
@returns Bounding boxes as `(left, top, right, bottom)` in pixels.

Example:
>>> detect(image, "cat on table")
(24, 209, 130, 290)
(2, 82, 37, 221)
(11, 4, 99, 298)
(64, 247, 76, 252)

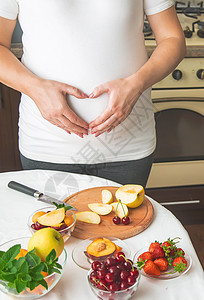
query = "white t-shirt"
(0, 0, 174, 164)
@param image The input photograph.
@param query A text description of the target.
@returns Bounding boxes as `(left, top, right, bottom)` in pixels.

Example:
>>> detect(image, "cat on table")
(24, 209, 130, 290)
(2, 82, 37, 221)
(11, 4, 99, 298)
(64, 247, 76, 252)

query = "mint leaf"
(15, 278, 27, 293)
(38, 279, 48, 290)
(0, 251, 4, 258)
(53, 202, 72, 212)
(25, 251, 41, 267)
(46, 249, 56, 264)
(2, 244, 21, 264)
(0, 257, 5, 270)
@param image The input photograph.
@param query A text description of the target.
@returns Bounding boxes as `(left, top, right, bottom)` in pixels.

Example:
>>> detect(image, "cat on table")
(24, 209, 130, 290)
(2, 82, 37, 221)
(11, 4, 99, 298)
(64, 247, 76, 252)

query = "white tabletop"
(0, 170, 203, 300)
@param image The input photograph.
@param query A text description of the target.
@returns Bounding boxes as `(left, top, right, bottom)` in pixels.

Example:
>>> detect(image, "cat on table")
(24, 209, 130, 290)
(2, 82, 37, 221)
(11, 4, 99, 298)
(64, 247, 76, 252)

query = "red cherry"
(127, 275, 136, 286)
(122, 216, 130, 225)
(109, 282, 120, 292)
(123, 260, 132, 271)
(105, 273, 114, 284)
(97, 279, 108, 290)
(97, 269, 107, 279)
(115, 251, 126, 263)
(119, 270, 129, 281)
(104, 257, 116, 268)
(31, 223, 36, 230)
(91, 261, 101, 271)
(120, 281, 129, 290)
(89, 271, 98, 285)
(112, 216, 121, 225)
(35, 222, 45, 230)
(129, 268, 139, 278)
(108, 266, 120, 278)
(116, 264, 125, 271)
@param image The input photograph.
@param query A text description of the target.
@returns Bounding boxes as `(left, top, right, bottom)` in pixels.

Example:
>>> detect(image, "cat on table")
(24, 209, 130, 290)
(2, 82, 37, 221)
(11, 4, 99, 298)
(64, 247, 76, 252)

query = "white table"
(0, 170, 203, 300)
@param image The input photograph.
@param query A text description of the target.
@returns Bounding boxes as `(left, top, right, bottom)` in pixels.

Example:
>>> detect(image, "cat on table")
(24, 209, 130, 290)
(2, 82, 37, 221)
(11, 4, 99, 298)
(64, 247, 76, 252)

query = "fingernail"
(89, 93, 94, 98)
(82, 93, 88, 98)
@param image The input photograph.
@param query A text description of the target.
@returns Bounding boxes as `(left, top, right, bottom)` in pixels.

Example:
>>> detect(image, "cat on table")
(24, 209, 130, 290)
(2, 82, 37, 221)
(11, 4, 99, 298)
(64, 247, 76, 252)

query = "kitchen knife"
(8, 181, 76, 210)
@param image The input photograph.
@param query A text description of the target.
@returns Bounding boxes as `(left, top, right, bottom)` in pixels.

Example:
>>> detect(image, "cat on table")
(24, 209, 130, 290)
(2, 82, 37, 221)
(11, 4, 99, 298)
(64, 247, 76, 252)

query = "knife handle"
(8, 181, 38, 197)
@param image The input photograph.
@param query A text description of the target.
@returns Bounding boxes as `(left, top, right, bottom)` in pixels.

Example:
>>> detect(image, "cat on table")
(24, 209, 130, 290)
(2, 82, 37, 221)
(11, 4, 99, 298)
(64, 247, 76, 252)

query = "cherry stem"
(118, 199, 126, 217)
(94, 278, 109, 291)
(119, 254, 135, 271)
(115, 201, 120, 217)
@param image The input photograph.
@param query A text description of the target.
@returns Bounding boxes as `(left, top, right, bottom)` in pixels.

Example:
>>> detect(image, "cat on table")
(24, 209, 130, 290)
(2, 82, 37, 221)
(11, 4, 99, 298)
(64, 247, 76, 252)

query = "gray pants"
(20, 153, 153, 187)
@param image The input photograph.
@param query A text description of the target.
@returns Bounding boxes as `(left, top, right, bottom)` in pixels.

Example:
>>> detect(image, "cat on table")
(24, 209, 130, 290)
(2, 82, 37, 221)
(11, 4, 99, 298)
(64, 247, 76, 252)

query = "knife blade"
(8, 181, 76, 210)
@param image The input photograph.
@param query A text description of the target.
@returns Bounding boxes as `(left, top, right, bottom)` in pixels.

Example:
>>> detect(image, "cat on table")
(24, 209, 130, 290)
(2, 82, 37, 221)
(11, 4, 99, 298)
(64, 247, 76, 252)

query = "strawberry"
(173, 257, 187, 273)
(162, 241, 175, 257)
(138, 251, 152, 262)
(149, 242, 160, 253)
(154, 258, 168, 271)
(151, 246, 165, 259)
(143, 260, 161, 276)
(176, 248, 185, 257)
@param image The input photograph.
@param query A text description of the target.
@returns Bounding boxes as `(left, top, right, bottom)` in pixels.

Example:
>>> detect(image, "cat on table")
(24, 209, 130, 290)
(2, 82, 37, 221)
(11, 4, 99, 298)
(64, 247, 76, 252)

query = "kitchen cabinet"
(0, 83, 22, 172)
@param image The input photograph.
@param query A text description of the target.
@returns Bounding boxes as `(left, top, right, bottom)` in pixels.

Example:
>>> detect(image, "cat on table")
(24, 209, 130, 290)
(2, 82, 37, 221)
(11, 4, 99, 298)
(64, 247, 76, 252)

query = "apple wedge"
(112, 202, 128, 218)
(115, 184, 145, 208)
(75, 211, 101, 224)
(37, 207, 65, 226)
(102, 189, 113, 204)
(88, 203, 113, 215)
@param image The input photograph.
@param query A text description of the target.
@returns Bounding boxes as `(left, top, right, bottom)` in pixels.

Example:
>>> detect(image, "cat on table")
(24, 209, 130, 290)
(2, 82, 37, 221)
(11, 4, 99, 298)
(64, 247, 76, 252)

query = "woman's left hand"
(89, 77, 142, 137)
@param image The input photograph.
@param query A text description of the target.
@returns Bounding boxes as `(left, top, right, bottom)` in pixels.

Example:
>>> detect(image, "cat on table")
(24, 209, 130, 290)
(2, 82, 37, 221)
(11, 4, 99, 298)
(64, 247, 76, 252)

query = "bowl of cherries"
(87, 251, 141, 300)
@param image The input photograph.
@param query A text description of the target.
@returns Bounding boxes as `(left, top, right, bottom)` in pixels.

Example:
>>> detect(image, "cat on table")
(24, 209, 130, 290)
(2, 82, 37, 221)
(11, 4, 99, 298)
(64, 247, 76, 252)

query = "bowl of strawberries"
(133, 237, 192, 280)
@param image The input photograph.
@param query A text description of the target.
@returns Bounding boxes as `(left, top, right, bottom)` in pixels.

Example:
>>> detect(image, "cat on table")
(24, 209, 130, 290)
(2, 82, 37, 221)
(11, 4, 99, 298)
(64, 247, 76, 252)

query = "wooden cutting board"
(64, 186, 154, 240)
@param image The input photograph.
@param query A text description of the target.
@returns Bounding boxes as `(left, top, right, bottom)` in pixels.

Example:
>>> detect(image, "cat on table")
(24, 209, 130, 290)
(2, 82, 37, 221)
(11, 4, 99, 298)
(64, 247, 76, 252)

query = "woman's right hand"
(29, 79, 89, 138)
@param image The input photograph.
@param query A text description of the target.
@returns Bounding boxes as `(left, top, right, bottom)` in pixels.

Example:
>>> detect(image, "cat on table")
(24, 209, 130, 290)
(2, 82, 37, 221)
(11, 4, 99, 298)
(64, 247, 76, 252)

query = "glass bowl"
(27, 206, 76, 243)
(72, 236, 131, 270)
(0, 237, 67, 299)
(87, 268, 141, 300)
(133, 245, 192, 280)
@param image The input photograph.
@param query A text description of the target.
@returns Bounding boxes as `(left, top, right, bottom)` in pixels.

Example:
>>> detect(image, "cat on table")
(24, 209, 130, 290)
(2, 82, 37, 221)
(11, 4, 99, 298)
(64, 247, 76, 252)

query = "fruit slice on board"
(102, 189, 113, 204)
(75, 211, 101, 224)
(37, 208, 65, 226)
(112, 202, 128, 218)
(115, 184, 145, 208)
(88, 203, 113, 215)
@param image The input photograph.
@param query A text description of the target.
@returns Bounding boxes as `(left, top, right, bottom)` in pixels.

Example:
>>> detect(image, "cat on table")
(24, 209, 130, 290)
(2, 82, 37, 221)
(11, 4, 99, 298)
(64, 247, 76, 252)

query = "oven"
(145, 1, 204, 189)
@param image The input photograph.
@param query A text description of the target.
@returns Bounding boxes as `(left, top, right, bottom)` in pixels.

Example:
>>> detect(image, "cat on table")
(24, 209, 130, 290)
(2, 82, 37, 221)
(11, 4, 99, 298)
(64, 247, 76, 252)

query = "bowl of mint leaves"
(0, 237, 67, 298)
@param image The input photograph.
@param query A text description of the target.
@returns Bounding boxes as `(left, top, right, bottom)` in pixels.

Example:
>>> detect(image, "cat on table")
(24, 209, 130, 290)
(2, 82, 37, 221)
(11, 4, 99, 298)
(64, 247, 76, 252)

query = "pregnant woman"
(0, 0, 185, 186)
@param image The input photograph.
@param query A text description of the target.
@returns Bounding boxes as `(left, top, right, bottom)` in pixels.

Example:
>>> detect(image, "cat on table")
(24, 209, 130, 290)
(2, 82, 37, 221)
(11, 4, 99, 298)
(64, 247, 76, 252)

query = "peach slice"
(15, 248, 28, 260)
(88, 203, 113, 215)
(32, 211, 46, 223)
(102, 189, 113, 204)
(37, 208, 65, 226)
(111, 202, 128, 218)
(75, 211, 101, 224)
(64, 215, 74, 227)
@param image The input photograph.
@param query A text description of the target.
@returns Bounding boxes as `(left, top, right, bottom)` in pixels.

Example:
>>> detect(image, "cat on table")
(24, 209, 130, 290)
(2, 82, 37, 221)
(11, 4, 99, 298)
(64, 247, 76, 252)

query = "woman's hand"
(89, 77, 142, 137)
(30, 79, 89, 138)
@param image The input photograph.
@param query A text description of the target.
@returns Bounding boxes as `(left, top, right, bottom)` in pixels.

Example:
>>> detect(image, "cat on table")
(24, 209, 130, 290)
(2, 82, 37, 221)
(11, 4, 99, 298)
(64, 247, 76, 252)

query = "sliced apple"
(112, 202, 128, 218)
(102, 189, 113, 204)
(115, 184, 145, 208)
(88, 203, 113, 215)
(75, 211, 101, 224)
(37, 208, 65, 226)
